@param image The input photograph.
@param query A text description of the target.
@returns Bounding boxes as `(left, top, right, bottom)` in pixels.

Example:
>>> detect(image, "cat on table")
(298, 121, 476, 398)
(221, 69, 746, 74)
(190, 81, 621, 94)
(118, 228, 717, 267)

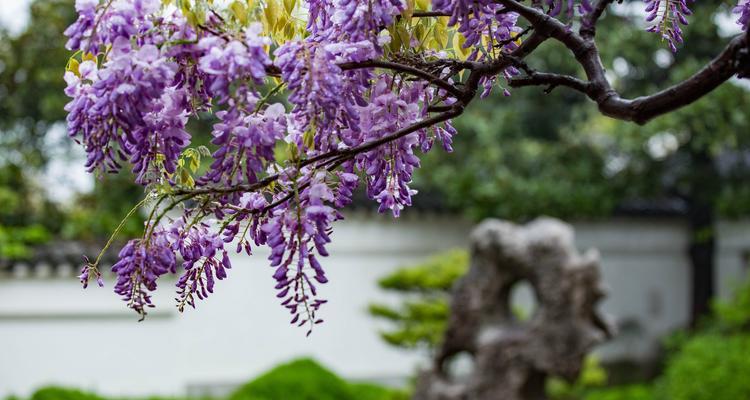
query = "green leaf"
(230, 0, 248, 25)
(283, 0, 296, 15)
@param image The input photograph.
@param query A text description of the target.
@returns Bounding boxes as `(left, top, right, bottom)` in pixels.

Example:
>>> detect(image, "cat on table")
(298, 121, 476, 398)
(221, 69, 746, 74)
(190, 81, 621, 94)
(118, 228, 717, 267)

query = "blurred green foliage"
(2, 359, 407, 400)
(562, 275, 750, 400)
(414, 0, 750, 222)
(0, 0, 76, 167)
(660, 334, 750, 400)
(582, 385, 655, 400)
(547, 356, 609, 400)
(650, 277, 750, 400)
(0, 0, 144, 257)
(377, 250, 468, 292)
(368, 249, 467, 350)
(416, 40, 624, 221)
(28, 387, 104, 400)
(712, 278, 750, 331)
(61, 172, 146, 241)
(230, 358, 408, 400)
(229, 358, 354, 400)
(0, 164, 59, 260)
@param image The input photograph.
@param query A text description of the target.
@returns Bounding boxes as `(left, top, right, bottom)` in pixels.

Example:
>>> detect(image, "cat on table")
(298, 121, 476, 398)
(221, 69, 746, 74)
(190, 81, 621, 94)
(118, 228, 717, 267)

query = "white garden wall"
(1, 214, 748, 398)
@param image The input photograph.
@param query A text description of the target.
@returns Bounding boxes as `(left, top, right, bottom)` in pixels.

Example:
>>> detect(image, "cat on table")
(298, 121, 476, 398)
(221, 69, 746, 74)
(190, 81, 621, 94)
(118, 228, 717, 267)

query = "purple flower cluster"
(225, 192, 271, 255)
(433, 0, 520, 96)
(64, 37, 190, 183)
(58, 0, 520, 329)
(644, 0, 692, 52)
(65, 0, 160, 53)
(735, 0, 750, 30)
(202, 102, 286, 190)
(275, 41, 356, 152)
(78, 257, 104, 289)
(197, 23, 271, 103)
(261, 172, 339, 334)
(308, 0, 404, 43)
(356, 77, 424, 216)
(332, 0, 405, 41)
(275, 43, 342, 120)
(172, 220, 232, 312)
(111, 230, 177, 319)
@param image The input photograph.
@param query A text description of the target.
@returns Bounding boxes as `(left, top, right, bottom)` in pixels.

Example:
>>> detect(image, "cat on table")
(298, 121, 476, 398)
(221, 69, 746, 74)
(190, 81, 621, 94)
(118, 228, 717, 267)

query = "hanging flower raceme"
(132, 87, 192, 184)
(644, 0, 692, 52)
(111, 229, 177, 319)
(64, 37, 188, 183)
(200, 101, 287, 192)
(261, 171, 340, 335)
(275, 41, 345, 136)
(274, 40, 378, 153)
(172, 219, 233, 312)
(356, 76, 423, 216)
(307, 0, 404, 44)
(333, 0, 405, 41)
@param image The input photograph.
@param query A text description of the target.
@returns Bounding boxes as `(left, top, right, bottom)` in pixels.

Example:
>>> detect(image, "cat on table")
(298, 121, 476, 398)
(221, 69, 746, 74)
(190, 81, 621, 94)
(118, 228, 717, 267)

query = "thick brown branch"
(496, 0, 750, 124)
(598, 34, 749, 123)
(304, 108, 463, 166)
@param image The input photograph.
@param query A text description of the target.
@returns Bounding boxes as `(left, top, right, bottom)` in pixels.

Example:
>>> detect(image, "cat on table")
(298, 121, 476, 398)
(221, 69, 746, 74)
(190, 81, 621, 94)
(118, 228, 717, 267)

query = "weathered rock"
(414, 218, 613, 400)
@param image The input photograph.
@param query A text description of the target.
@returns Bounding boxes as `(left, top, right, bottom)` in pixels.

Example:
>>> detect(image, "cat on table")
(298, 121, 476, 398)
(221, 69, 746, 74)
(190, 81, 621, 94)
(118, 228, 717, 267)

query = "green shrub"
(229, 358, 403, 400)
(368, 249, 469, 350)
(29, 387, 104, 400)
(14, 359, 403, 400)
(229, 358, 352, 400)
(547, 356, 608, 400)
(660, 334, 750, 400)
(376, 250, 469, 292)
(711, 278, 750, 332)
(348, 383, 409, 400)
(582, 384, 654, 400)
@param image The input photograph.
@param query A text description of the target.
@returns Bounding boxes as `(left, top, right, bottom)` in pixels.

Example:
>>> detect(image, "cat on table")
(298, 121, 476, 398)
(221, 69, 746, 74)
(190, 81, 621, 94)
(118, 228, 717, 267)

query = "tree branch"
(412, 11, 452, 18)
(580, 0, 616, 39)
(496, 0, 750, 124)
(173, 109, 463, 198)
(337, 59, 465, 99)
(509, 71, 591, 94)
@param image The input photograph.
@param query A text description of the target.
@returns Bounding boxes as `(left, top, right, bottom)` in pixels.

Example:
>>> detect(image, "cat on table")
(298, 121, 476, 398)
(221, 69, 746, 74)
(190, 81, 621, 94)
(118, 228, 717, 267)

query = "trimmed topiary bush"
(229, 358, 352, 400)
(228, 358, 404, 400)
(29, 387, 104, 400)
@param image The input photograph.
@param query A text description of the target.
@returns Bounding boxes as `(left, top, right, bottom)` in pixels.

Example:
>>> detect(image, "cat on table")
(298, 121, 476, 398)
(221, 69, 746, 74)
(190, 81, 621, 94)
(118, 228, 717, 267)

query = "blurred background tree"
(0, 0, 147, 261)
(368, 250, 468, 351)
(0, 0, 74, 168)
(413, 0, 750, 325)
